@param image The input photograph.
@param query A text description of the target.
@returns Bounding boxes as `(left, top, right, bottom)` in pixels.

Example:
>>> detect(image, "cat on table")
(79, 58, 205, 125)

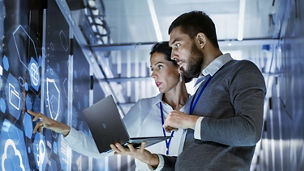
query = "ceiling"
(102, 0, 279, 44)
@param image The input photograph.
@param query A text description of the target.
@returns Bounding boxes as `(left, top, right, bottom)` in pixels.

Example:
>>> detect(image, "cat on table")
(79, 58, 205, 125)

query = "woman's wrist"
(148, 154, 160, 169)
(61, 125, 71, 137)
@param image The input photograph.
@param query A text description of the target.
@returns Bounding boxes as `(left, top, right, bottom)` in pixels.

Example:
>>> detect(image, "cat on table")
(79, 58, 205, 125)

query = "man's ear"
(196, 33, 207, 49)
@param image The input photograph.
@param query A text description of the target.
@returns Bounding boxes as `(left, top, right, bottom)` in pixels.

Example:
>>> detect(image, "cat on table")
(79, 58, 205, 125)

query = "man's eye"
(175, 43, 181, 48)
(158, 65, 163, 69)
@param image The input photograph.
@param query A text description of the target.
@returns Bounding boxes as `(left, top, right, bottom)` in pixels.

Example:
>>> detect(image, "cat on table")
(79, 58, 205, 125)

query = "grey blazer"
(162, 60, 266, 171)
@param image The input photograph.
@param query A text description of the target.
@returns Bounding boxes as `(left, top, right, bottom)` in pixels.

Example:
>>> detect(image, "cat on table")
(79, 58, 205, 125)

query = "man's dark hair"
(150, 41, 177, 66)
(168, 11, 219, 48)
(150, 41, 192, 83)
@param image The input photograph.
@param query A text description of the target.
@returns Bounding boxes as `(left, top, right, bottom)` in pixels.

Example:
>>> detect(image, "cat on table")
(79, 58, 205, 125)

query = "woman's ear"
(196, 33, 207, 49)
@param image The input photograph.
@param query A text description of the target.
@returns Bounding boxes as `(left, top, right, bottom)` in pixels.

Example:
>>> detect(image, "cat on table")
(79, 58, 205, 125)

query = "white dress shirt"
(64, 93, 190, 171)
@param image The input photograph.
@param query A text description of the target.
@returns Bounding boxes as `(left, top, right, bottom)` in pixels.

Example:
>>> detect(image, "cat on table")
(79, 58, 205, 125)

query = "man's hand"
(110, 142, 159, 169)
(163, 110, 200, 132)
(27, 110, 71, 136)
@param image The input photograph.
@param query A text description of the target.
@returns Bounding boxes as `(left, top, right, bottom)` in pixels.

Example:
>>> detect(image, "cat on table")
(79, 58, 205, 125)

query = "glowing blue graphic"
(32, 96, 40, 113)
(0, 120, 30, 171)
(38, 56, 42, 66)
(53, 141, 57, 154)
(25, 95, 32, 111)
(46, 78, 61, 120)
(24, 82, 28, 91)
(33, 133, 46, 170)
(0, 77, 3, 89)
(59, 30, 69, 52)
(23, 112, 33, 139)
(1, 139, 25, 171)
(2, 55, 9, 71)
(5, 74, 23, 119)
(0, 98, 6, 113)
(9, 83, 20, 110)
(12, 25, 38, 68)
(28, 57, 40, 91)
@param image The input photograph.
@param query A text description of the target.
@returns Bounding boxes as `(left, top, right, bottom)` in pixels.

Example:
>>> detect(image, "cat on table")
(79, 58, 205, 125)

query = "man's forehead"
(169, 26, 186, 45)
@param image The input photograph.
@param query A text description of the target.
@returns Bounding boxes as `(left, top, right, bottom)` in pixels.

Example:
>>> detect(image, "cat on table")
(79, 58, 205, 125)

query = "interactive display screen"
(0, 0, 101, 170)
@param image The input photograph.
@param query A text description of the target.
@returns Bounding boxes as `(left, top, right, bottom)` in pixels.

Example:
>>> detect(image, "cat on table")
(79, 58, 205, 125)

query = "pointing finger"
(33, 121, 43, 134)
(27, 110, 38, 117)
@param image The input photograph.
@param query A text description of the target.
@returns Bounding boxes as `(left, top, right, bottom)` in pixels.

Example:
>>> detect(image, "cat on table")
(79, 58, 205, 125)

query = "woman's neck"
(162, 81, 189, 110)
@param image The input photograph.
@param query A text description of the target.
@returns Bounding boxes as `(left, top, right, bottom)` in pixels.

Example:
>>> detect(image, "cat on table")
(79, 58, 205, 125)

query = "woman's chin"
(158, 87, 165, 93)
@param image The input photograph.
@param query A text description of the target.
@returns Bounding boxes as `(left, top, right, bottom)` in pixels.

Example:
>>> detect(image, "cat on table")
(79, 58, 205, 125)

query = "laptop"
(82, 95, 172, 153)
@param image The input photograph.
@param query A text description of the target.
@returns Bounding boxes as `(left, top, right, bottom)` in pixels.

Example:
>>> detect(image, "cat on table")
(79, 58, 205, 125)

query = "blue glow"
(0, 119, 30, 171)
(25, 95, 32, 111)
(28, 57, 40, 91)
(33, 133, 46, 170)
(53, 141, 57, 154)
(38, 56, 42, 66)
(0, 78, 3, 90)
(0, 98, 6, 113)
(3, 55, 9, 71)
(23, 112, 33, 139)
(24, 82, 28, 91)
(5, 74, 22, 120)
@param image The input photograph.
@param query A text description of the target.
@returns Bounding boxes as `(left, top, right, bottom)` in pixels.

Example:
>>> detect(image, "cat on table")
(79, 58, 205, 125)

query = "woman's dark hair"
(168, 11, 219, 48)
(150, 41, 177, 67)
(150, 41, 192, 83)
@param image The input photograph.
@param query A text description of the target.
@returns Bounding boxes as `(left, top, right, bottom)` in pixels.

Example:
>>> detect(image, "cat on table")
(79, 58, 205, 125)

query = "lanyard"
(160, 102, 174, 155)
(190, 75, 212, 114)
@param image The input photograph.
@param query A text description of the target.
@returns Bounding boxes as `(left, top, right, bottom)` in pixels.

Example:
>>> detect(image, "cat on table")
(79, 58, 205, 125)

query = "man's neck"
(201, 49, 223, 71)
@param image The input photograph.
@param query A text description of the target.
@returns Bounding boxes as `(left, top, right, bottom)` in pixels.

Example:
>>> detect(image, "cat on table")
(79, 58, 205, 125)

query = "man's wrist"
(188, 115, 200, 130)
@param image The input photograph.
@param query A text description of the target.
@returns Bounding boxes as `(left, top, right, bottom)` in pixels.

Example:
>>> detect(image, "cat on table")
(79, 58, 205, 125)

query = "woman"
(28, 41, 190, 170)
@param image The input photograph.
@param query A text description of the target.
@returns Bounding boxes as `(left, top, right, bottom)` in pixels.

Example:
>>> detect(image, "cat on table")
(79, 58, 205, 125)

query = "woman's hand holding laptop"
(110, 142, 159, 169)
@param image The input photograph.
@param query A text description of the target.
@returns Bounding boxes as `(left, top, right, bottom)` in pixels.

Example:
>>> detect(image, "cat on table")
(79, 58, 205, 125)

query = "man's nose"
(171, 50, 179, 61)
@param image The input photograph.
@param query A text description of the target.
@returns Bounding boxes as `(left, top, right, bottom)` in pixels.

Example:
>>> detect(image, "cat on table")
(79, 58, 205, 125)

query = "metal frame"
(90, 38, 280, 51)
(55, 0, 126, 115)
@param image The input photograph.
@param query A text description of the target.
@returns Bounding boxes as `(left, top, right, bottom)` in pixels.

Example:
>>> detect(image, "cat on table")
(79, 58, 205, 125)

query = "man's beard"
(182, 44, 204, 79)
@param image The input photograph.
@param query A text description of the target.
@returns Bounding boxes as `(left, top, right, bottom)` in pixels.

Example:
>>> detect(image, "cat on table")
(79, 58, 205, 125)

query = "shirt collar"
(152, 93, 163, 106)
(202, 53, 233, 77)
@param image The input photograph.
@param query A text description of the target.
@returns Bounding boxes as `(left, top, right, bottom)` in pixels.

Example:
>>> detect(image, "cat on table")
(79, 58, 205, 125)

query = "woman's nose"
(151, 71, 157, 79)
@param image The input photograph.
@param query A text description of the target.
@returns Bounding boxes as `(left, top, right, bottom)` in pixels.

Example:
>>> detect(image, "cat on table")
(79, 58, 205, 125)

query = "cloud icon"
(1, 139, 25, 171)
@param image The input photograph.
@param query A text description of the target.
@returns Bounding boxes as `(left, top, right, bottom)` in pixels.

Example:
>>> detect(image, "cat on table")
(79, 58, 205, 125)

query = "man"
(112, 11, 266, 171)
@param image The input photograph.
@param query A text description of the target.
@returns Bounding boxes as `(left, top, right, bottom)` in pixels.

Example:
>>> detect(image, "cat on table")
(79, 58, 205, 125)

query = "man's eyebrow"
(170, 38, 181, 46)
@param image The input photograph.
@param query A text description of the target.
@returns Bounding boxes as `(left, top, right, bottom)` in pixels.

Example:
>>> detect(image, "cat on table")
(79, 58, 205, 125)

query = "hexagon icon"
(23, 112, 33, 139)
(28, 57, 40, 91)
(12, 25, 38, 69)
(2, 55, 9, 71)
